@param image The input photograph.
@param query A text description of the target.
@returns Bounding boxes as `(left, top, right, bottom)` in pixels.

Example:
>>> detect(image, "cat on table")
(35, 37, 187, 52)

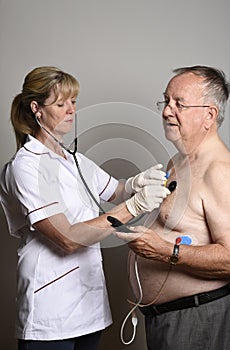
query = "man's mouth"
(165, 122, 178, 127)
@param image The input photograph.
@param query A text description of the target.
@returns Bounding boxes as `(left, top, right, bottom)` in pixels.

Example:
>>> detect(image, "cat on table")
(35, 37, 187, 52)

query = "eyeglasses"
(156, 100, 210, 113)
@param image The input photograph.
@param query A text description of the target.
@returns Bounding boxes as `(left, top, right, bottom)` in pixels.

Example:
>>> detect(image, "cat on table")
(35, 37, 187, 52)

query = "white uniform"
(0, 135, 118, 340)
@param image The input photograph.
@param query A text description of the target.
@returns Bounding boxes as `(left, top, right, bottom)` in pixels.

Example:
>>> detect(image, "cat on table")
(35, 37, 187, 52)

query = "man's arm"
(180, 160, 230, 278)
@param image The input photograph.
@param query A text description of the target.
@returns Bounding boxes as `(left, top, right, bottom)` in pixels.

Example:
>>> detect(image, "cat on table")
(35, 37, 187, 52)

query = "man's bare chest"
(158, 164, 207, 234)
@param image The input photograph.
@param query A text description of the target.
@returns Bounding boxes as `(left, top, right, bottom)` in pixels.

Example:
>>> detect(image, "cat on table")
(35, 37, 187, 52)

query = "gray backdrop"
(0, 0, 229, 349)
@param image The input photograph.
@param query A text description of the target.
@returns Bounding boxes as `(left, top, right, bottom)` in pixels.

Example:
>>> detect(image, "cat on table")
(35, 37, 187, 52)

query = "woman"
(0, 66, 168, 350)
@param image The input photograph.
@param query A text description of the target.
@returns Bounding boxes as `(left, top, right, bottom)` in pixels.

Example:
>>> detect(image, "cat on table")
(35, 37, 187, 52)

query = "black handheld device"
(107, 216, 134, 233)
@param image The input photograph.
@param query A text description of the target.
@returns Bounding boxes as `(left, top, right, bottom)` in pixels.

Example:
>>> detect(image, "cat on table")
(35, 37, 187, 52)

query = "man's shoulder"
(204, 158, 230, 188)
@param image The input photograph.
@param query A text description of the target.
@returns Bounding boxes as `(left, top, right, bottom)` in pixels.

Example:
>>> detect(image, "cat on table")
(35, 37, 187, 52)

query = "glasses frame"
(156, 100, 210, 113)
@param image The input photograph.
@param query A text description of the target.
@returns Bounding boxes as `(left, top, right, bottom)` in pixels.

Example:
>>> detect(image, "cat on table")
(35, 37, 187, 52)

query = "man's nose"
(162, 103, 176, 117)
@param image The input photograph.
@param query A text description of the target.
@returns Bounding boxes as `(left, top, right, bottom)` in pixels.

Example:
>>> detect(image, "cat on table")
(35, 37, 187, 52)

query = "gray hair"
(173, 65, 230, 127)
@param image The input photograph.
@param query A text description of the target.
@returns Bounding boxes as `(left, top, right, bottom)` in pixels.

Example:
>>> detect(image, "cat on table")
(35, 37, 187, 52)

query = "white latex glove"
(125, 164, 166, 194)
(126, 184, 170, 217)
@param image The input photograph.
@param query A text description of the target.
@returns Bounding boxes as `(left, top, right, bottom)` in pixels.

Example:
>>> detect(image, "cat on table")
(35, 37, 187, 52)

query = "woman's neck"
(35, 130, 65, 158)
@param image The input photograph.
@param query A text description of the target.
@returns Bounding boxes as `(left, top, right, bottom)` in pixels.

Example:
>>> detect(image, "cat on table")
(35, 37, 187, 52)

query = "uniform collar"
(23, 135, 68, 159)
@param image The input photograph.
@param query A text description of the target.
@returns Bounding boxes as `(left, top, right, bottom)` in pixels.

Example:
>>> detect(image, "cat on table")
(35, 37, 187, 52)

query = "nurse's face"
(39, 88, 77, 137)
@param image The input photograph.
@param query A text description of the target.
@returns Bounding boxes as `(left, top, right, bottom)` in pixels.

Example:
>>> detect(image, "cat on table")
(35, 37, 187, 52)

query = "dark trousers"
(18, 330, 102, 350)
(144, 294, 230, 350)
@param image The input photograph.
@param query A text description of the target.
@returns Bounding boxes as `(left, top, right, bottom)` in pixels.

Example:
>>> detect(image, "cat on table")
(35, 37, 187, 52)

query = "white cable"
(120, 254, 143, 345)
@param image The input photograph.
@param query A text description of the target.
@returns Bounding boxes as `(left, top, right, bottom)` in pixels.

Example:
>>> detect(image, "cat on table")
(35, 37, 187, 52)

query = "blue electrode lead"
(165, 171, 170, 179)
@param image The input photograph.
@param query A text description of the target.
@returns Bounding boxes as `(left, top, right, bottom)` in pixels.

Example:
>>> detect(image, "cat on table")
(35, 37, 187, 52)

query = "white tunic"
(0, 136, 118, 340)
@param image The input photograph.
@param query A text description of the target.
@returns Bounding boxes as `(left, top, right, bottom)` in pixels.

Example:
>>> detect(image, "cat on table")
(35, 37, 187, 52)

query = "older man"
(117, 66, 230, 350)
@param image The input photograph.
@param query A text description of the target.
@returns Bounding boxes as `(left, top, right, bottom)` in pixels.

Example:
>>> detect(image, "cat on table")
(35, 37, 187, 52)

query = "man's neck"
(174, 129, 219, 160)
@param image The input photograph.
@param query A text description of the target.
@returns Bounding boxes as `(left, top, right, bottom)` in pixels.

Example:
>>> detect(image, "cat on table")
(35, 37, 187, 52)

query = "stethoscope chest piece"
(168, 180, 177, 193)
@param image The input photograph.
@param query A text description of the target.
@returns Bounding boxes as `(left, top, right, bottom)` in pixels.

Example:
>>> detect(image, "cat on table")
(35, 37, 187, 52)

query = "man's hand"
(114, 226, 169, 261)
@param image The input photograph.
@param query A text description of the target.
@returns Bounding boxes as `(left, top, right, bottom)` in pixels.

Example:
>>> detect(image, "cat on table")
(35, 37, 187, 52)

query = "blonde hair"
(11, 66, 80, 150)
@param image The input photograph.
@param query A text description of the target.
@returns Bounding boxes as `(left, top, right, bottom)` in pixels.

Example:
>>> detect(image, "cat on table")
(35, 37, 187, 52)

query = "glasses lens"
(157, 101, 166, 112)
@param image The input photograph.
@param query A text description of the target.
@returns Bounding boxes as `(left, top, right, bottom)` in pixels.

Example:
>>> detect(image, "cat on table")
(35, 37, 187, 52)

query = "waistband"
(140, 284, 230, 317)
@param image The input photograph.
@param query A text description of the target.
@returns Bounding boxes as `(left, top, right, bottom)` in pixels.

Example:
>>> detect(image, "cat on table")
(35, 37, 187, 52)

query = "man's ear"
(204, 106, 218, 129)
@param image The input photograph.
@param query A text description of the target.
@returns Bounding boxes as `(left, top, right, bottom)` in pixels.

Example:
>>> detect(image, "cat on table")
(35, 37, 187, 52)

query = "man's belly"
(128, 252, 227, 305)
